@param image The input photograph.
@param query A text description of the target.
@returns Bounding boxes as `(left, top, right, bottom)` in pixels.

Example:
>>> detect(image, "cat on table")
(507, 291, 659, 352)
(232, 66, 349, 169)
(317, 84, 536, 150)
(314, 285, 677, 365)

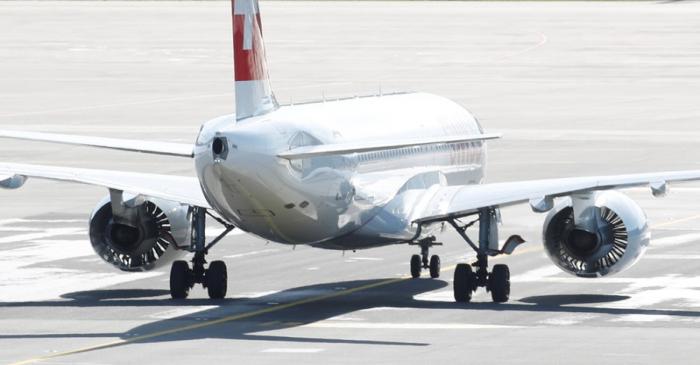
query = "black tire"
(206, 260, 228, 299)
(429, 255, 441, 278)
(453, 263, 475, 302)
(410, 254, 422, 278)
(489, 264, 510, 303)
(170, 260, 191, 299)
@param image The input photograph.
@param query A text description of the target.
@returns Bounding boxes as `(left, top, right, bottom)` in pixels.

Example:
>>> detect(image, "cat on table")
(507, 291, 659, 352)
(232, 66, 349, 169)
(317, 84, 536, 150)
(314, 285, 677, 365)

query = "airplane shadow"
(2, 278, 700, 351)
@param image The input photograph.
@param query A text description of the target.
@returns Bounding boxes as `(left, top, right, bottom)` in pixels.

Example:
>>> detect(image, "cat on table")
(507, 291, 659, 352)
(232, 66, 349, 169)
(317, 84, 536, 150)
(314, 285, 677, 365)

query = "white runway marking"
(611, 314, 677, 323)
(231, 290, 278, 299)
(645, 254, 700, 260)
(262, 348, 324, 353)
(511, 266, 562, 282)
(326, 315, 364, 322)
(654, 228, 700, 232)
(413, 290, 455, 302)
(304, 322, 522, 329)
(149, 306, 218, 320)
(0, 227, 48, 232)
(223, 249, 280, 259)
(0, 238, 95, 266)
(206, 227, 246, 237)
(650, 233, 700, 248)
(0, 222, 163, 302)
(0, 218, 257, 303)
(0, 219, 85, 225)
(413, 289, 489, 303)
(359, 307, 412, 312)
(514, 264, 700, 310)
(539, 314, 598, 326)
(0, 228, 86, 244)
(609, 275, 700, 309)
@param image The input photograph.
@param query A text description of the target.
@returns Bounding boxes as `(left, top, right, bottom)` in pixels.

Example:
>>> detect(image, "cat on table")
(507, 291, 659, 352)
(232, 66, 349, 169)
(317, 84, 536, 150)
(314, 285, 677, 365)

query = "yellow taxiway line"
(652, 213, 700, 229)
(8, 213, 699, 365)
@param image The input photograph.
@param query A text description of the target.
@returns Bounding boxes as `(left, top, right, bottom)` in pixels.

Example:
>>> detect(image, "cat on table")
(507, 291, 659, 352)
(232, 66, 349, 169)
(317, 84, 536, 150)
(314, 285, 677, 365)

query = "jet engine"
(89, 194, 191, 271)
(542, 191, 650, 278)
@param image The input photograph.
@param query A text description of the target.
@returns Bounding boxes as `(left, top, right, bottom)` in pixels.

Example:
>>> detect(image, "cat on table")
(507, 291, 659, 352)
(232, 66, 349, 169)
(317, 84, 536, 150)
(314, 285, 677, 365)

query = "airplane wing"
(0, 130, 194, 157)
(277, 133, 501, 160)
(412, 170, 700, 224)
(0, 162, 210, 208)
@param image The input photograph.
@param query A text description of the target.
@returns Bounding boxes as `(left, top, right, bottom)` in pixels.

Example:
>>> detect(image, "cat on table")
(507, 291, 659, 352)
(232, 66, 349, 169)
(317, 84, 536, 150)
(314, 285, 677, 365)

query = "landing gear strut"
(409, 236, 442, 279)
(448, 207, 521, 303)
(169, 207, 234, 299)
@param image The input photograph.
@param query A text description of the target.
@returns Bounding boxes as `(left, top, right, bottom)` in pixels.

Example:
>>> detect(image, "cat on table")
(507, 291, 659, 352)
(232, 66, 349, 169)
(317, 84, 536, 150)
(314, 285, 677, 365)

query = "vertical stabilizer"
(232, 0, 277, 120)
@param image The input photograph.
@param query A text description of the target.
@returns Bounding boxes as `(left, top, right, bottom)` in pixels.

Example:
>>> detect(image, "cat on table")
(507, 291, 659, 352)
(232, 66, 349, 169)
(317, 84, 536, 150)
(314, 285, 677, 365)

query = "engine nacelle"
(89, 195, 191, 271)
(542, 191, 650, 278)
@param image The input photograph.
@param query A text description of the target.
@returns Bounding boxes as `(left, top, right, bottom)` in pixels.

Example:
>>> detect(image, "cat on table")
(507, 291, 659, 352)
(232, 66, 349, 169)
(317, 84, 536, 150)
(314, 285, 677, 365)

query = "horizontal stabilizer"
(0, 130, 194, 157)
(277, 133, 501, 160)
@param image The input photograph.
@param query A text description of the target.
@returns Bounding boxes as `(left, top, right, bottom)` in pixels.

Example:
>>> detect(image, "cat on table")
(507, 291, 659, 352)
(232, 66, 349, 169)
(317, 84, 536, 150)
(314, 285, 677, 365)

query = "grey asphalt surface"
(1, 1, 700, 364)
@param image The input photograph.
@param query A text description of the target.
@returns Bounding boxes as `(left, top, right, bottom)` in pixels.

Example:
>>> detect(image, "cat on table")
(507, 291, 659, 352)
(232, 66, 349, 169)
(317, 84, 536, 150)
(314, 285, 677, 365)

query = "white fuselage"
(194, 92, 486, 249)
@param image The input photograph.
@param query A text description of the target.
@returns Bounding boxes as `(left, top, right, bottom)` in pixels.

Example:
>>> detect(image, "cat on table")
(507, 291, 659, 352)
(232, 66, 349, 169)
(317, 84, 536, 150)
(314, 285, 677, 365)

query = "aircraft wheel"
(429, 255, 441, 278)
(410, 254, 422, 278)
(454, 263, 475, 302)
(489, 264, 510, 303)
(206, 260, 228, 299)
(170, 260, 192, 299)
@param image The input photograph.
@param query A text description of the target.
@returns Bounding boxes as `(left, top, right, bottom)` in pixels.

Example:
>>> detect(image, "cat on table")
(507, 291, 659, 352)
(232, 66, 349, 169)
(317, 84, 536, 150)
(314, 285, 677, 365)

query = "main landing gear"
(409, 236, 442, 279)
(170, 207, 235, 300)
(448, 207, 525, 303)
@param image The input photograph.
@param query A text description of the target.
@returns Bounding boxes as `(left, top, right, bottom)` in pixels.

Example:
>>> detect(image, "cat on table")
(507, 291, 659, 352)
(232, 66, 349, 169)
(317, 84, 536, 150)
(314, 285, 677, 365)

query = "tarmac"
(1, 1, 700, 364)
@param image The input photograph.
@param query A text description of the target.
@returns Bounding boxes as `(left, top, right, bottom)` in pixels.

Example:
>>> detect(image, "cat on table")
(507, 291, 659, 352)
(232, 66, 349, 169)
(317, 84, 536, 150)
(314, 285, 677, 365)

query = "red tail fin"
(232, 0, 277, 120)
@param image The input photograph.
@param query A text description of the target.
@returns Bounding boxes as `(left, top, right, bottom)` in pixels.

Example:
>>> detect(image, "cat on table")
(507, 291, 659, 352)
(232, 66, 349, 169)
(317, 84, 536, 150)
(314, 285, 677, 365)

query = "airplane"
(1, 0, 699, 303)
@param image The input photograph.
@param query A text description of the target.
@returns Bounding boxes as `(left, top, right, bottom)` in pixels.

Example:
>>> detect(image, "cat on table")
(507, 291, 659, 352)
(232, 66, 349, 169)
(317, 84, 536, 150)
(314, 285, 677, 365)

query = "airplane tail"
(232, 0, 277, 120)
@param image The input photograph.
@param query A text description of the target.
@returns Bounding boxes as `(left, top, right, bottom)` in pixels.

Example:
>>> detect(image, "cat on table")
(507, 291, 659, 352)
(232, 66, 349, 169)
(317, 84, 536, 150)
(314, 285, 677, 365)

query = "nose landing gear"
(169, 207, 235, 300)
(409, 237, 442, 279)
